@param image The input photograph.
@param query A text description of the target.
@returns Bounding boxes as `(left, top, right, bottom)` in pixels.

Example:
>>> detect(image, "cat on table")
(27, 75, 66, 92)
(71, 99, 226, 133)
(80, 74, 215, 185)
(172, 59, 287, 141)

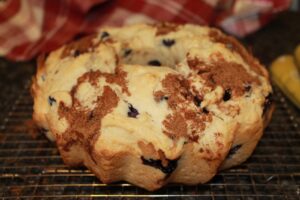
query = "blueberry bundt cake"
(31, 23, 274, 191)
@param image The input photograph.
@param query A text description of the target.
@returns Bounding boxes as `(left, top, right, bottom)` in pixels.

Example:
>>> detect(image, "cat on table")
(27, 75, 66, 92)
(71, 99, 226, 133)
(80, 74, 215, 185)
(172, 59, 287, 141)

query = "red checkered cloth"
(0, 0, 291, 61)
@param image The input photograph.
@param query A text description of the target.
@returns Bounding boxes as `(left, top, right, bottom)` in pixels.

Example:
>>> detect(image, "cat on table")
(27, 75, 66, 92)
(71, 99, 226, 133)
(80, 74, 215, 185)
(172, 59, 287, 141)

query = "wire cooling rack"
(0, 81, 299, 199)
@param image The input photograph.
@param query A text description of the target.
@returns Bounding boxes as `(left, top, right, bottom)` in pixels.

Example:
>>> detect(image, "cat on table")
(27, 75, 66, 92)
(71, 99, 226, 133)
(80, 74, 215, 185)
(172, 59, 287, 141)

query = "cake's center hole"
(119, 39, 181, 70)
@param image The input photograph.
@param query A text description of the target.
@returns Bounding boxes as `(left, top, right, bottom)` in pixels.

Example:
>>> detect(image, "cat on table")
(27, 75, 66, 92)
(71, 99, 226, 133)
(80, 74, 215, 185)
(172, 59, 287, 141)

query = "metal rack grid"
(0, 82, 299, 200)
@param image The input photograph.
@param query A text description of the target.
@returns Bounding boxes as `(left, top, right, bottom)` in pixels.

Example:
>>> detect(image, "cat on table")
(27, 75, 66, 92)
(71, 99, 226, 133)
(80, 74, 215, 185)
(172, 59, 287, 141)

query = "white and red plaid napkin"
(0, 0, 291, 61)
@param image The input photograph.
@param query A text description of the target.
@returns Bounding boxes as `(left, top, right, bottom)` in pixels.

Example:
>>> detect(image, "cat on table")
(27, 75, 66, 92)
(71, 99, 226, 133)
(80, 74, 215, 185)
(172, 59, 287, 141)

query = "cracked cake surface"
(31, 23, 274, 191)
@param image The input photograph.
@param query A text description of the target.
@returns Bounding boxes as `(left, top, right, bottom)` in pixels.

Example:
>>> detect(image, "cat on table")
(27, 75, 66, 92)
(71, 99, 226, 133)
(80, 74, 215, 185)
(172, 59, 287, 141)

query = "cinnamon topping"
(187, 56, 259, 96)
(76, 70, 102, 87)
(154, 22, 179, 36)
(157, 74, 212, 141)
(153, 91, 165, 102)
(106, 67, 130, 95)
(209, 29, 265, 77)
(57, 68, 126, 153)
(61, 34, 99, 59)
(71, 67, 130, 98)
(163, 113, 188, 140)
(58, 86, 119, 153)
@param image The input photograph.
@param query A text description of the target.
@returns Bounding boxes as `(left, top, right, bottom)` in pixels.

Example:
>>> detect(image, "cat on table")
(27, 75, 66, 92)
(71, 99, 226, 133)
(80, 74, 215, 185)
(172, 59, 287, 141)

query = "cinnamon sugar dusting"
(58, 86, 119, 153)
(154, 23, 179, 36)
(157, 74, 212, 141)
(163, 113, 188, 140)
(71, 67, 130, 98)
(61, 34, 99, 59)
(184, 110, 211, 131)
(218, 104, 240, 117)
(76, 70, 102, 87)
(153, 91, 165, 102)
(105, 67, 130, 95)
(187, 56, 259, 96)
(209, 29, 265, 77)
(159, 74, 191, 109)
(57, 66, 127, 153)
(214, 132, 224, 148)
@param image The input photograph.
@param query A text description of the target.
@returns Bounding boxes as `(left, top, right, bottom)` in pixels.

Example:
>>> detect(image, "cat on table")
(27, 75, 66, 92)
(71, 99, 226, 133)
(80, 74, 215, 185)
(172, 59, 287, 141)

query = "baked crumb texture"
(31, 23, 274, 191)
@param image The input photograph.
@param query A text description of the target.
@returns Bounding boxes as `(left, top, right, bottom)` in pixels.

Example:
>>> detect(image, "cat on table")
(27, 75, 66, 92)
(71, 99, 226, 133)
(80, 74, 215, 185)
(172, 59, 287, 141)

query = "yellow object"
(294, 45, 300, 71)
(270, 55, 300, 108)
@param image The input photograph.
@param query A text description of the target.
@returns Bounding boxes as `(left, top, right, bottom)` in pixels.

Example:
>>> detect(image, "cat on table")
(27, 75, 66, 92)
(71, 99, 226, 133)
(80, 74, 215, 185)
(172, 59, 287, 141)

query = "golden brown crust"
(31, 53, 46, 100)
(220, 102, 275, 170)
(138, 141, 160, 160)
(263, 103, 275, 128)
(169, 143, 220, 185)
